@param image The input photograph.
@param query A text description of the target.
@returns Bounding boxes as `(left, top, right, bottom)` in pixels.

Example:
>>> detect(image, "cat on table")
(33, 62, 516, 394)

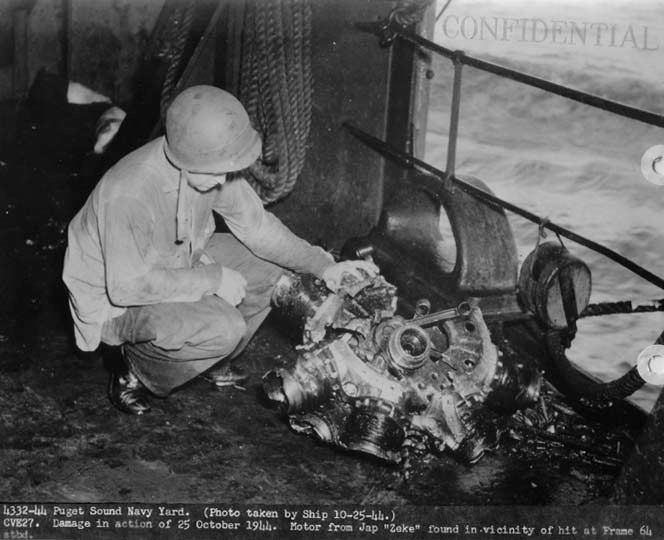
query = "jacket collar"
(157, 137, 181, 193)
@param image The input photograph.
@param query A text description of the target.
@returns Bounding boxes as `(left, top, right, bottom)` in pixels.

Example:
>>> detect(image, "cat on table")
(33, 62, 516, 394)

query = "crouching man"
(62, 85, 376, 415)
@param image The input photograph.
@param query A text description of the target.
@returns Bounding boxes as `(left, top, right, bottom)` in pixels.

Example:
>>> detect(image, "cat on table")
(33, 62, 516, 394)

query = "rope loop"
(239, 0, 313, 204)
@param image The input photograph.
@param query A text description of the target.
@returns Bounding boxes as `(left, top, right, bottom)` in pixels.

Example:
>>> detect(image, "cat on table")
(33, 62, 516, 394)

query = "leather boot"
(107, 346, 151, 415)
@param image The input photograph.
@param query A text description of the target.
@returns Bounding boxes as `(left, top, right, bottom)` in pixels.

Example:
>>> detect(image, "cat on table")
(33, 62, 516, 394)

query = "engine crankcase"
(264, 273, 535, 464)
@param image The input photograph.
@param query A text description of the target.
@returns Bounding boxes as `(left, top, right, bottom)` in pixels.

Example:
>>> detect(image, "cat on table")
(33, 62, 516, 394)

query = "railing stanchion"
(446, 55, 463, 177)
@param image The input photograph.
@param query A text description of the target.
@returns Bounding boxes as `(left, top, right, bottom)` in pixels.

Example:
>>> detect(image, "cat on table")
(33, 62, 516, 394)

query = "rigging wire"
(435, 0, 453, 22)
(343, 122, 664, 293)
(581, 299, 664, 318)
(352, 19, 664, 293)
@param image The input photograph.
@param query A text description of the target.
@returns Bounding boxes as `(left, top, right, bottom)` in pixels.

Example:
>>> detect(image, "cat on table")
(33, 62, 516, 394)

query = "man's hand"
(322, 260, 379, 292)
(216, 267, 247, 306)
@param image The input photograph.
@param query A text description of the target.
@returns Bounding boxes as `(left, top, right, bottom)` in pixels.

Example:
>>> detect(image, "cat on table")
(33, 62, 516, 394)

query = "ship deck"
(0, 149, 626, 506)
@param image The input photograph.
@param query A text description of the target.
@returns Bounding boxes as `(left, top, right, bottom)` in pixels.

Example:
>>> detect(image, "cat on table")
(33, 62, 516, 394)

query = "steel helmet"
(164, 85, 261, 173)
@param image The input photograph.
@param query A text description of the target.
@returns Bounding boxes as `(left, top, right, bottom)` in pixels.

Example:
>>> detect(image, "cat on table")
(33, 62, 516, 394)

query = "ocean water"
(425, 0, 664, 410)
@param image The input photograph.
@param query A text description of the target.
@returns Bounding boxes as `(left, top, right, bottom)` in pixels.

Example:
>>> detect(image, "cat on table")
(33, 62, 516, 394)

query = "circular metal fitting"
(414, 298, 431, 317)
(343, 382, 359, 397)
(387, 324, 431, 372)
(457, 301, 473, 318)
(518, 242, 591, 330)
(637, 345, 664, 386)
(641, 145, 664, 186)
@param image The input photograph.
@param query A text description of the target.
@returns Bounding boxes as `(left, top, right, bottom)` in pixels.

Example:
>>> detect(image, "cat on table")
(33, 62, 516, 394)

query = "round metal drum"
(518, 242, 592, 329)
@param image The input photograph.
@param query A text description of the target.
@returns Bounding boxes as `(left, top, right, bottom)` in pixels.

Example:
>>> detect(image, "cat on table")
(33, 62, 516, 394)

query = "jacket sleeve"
(213, 178, 335, 278)
(101, 196, 223, 306)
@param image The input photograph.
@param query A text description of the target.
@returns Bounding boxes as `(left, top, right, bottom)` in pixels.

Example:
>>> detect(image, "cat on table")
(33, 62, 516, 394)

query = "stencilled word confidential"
(440, 16, 660, 50)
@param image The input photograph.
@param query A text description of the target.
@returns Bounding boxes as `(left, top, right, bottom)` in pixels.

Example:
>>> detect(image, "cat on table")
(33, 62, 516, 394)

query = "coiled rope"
(156, 1, 196, 123)
(238, 0, 313, 204)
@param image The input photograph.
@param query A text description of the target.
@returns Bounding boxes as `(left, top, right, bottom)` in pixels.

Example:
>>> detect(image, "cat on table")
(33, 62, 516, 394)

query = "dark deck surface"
(0, 131, 627, 507)
(0, 320, 618, 506)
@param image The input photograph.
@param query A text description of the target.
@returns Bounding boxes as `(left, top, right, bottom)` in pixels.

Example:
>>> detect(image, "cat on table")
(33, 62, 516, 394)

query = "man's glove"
(216, 267, 247, 306)
(322, 260, 379, 292)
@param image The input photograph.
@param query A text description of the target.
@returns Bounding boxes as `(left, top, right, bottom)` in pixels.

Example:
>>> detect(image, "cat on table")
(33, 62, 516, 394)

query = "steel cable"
(581, 299, 664, 318)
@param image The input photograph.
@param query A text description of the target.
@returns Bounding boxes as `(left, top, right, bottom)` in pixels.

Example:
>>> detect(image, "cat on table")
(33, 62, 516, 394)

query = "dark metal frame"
(351, 22, 664, 291)
(396, 26, 664, 129)
(374, 24, 664, 178)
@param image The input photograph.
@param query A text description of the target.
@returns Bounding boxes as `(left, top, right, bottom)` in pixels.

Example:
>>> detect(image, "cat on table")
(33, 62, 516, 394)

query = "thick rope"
(545, 330, 645, 407)
(239, 0, 313, 204)
(159, 1, 195, 122)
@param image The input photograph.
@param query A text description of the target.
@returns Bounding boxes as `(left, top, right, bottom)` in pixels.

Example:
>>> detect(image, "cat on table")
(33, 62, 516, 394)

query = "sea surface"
(425, 0, 664, 410)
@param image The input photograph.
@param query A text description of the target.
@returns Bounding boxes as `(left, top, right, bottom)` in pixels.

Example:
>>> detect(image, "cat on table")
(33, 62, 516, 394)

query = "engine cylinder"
(263, 349, 338, 413)
(341, 400, 405, 462)
(271, 273, 330, 340)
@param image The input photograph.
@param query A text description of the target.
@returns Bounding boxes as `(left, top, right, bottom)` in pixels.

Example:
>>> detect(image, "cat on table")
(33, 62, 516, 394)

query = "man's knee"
(130, 297, 247, 357)
(205, 307, 247, 356)
(221, 307, 248, 344)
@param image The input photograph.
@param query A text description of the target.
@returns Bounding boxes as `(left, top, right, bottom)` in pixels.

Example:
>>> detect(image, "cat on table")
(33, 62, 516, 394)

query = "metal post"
(445, 55, 463, 177)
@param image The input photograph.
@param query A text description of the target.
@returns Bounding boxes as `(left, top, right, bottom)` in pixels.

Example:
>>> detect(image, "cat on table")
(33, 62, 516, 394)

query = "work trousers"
(101, 233, 284, 396)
